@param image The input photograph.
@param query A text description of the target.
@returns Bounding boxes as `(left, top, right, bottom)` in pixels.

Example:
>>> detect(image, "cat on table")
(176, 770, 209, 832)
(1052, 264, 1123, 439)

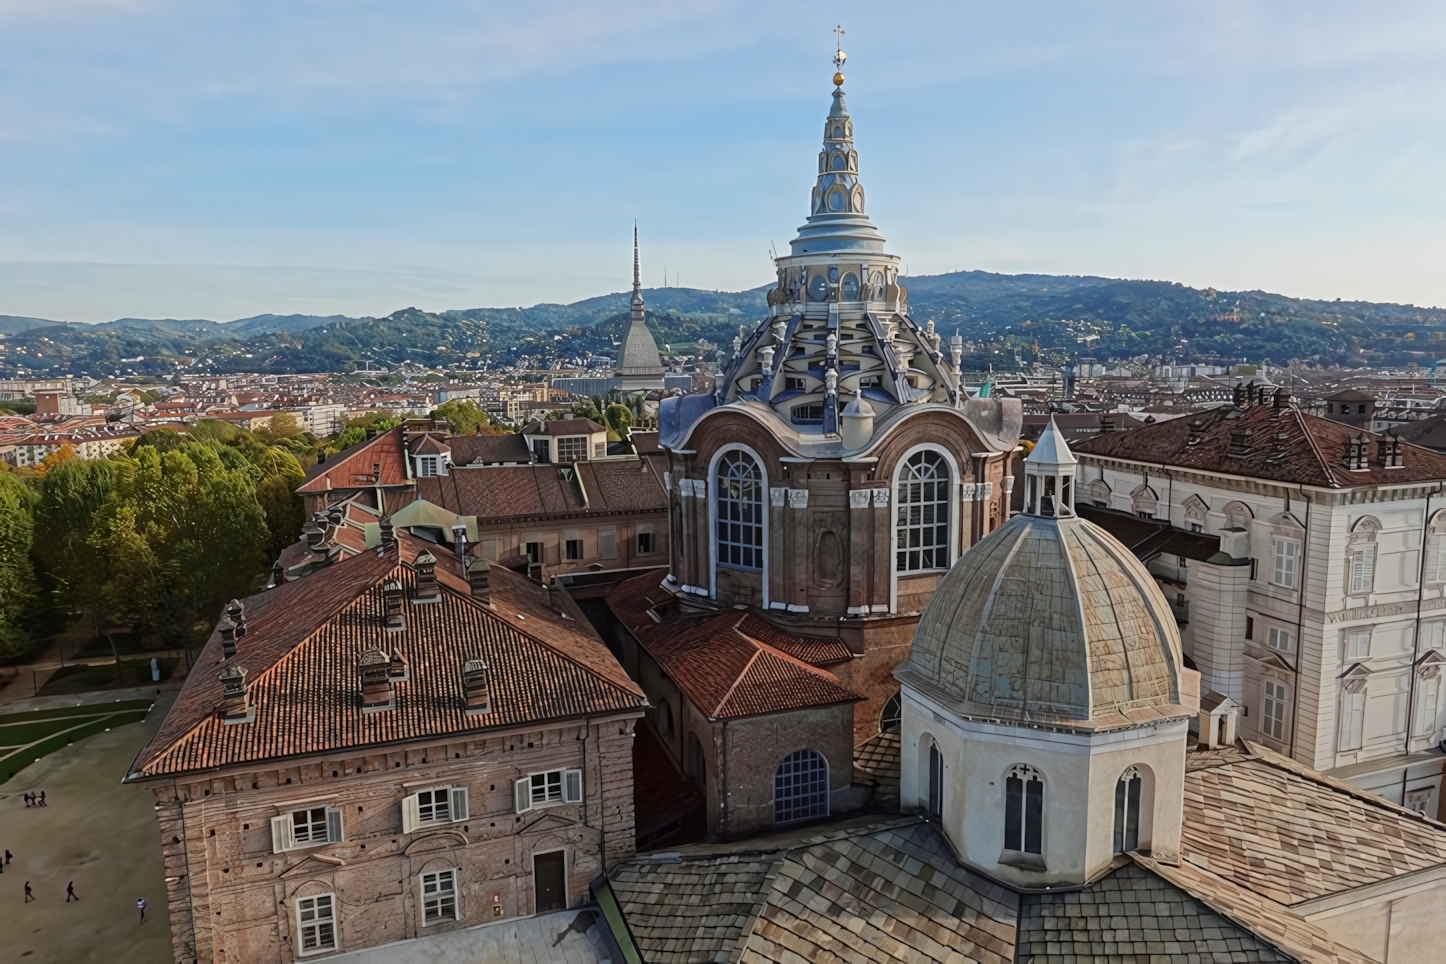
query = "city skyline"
(4, 2, 1446, 321)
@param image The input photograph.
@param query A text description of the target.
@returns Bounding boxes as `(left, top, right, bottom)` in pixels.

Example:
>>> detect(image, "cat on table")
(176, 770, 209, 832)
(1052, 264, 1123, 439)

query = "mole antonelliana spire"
(614, 222, 666, 393)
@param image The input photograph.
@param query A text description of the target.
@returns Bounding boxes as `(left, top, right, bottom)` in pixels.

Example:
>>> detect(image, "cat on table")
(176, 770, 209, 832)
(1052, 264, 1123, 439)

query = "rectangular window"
(525, 542, 542, 564)
(420, 869, 458, 924)
(1348, 549, 1375, 595)
(514, 768, 583, 814)
(564, 539, 583, 560)
(271, 807, 343, 852)
(637, 523, 654, 554)
(556, 436, 588, 461)
(593, 441, 606, 459)
(1271, 538, 1299, 589)
(1345, 631, 1372, 660)
(296, 895, 337, 954)
(1263, 680, 1288, 741)
(1245, 616, 1254, 640)
(597, 526, 617, 560)
(532, 439, 551, 463)
(402, 786, 469, 833)
(785, 376, 806, 392)
(1267, 627, 1295, 653)
(417, 456, 438, 477)
(1190, 523, 1203, 533)
(1417, 677, 1440, 738)
(1427, 543, 1446, 584)
(1340, 689, 1366, 751)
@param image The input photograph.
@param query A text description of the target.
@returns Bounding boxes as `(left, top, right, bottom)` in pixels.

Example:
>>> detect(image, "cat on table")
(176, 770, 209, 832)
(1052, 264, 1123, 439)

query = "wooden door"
(534, 850, 566, 913)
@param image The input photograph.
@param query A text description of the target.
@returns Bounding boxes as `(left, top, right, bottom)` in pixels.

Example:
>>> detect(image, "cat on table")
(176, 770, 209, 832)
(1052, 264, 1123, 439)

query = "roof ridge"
(711, 646, 765, 717)
(729, 620, 862, 686)
(1290, 407, 1340, 488)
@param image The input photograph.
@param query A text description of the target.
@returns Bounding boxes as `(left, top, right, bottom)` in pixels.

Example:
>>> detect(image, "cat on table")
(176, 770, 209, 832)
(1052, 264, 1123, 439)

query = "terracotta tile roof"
(735, 613, 853, 665)
(129, 534, 643, 779)
(409, 433, 449, 455)
(1074, 402, 1446, 488)
(1181, 741, 1446, 905)
(415, 459, 666, 522)
(448, 433, 531, 464)
(606, 573, 862, 720)
(298, 426, 409, 493)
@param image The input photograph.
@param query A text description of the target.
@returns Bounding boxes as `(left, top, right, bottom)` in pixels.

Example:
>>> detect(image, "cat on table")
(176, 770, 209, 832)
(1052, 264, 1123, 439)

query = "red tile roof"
(129, 533, 644, 779)
(605, 573, 861, 721)
(297, 426, 409, 494)
(417, 459, 666, 522)
(1074, 402, 1446, 488)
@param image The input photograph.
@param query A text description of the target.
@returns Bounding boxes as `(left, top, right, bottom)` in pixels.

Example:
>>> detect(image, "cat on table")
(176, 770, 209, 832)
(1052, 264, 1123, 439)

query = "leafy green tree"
(0, 472, 36, 660)
(432, 399, 507, 436)
(604, 403, 634, 441)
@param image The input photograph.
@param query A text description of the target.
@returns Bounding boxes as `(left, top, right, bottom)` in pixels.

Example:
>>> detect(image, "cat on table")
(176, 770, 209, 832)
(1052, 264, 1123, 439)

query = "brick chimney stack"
(226, 599, 246, 638)
(466, 556, 492, 605)
(383, 579, 406, 631)
(462, 659, 491, 715)
(218, 615, 238, 659)
(413, 551, 440, 603)
(218, 665, 250, 723)
(451, 524, 468, 562)
(270, 560, 285, 588)
(379, 515, 396, 550)
(1273, 388, 1291, 412)
(359, 649, 392, 710)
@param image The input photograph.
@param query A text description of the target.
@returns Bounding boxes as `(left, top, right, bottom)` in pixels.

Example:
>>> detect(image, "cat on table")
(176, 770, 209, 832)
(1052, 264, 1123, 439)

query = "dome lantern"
(1023, 415, 1078, 517)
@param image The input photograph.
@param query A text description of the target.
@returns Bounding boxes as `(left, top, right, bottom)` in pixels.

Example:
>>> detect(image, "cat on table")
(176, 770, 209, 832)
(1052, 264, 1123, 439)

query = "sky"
(3, 1, 1446, 322)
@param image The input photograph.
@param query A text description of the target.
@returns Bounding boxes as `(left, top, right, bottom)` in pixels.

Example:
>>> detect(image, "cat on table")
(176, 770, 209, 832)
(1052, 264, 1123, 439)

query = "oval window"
(827, 191, 845, 212)
(831, 154, 846, 171)
(841, 273, 859, 300)
(808, 274, 829, 301)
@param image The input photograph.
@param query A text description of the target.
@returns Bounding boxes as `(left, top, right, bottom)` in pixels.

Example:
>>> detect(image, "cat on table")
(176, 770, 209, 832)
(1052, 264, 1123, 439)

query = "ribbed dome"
(900, 513, 1184, 727)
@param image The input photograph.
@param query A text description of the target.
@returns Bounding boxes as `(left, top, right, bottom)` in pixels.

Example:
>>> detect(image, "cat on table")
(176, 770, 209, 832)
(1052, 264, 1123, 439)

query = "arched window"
(879, 693, 901, 732)
(1131, 484, 1158, 519)
(716, 451, 763, 571)
(827, 190, 846, 212)
(927, 742, 943, 819)
(774, 749, 829, 823)
(831, 153, 846, 170)
(896, 450, 950, 572)
(688, 733, 707, 791)
(658, 700, 674, 737)
(1113, 767, 1142, 854)
(1182, 495, 1208, 532)
(1426, 511, 1446, 584)
(1004, 765, 1043, 855)
(1348, 516, 1381, 596)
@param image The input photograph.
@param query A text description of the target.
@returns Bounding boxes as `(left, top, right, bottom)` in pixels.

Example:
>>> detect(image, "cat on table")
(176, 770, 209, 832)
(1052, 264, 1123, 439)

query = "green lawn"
(0, 701, 156, 782)
(38, 657, 178, 696)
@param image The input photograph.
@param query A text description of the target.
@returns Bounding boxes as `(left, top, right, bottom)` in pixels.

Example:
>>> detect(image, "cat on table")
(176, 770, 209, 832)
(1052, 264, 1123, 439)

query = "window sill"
(999, 849, 1046, 871)
(420, 915, 461, 928)
(716, 564, 763, 574)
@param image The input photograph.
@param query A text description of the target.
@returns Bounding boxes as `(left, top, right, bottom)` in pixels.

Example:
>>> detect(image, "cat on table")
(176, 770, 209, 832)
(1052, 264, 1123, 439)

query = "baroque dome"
(897, 511, 1185, 728)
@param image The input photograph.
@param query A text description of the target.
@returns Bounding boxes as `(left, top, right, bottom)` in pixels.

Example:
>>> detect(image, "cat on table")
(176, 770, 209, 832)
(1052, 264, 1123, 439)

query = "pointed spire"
(616, 223, 665, 388)
(630, 221, 645, 320)
(789, 60, 887, 256)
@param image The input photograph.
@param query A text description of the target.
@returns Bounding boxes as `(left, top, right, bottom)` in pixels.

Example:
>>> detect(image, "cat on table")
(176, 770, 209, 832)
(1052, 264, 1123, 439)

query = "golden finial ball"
(833, 71, 845, 87)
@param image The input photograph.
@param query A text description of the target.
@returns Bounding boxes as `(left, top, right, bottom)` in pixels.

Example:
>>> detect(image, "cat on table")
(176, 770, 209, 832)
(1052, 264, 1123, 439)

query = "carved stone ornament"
(849, 489, 871, 509)
(770, 487, 788, 507)
(873, 488, 890, 508)
(787, 488, 809, 509)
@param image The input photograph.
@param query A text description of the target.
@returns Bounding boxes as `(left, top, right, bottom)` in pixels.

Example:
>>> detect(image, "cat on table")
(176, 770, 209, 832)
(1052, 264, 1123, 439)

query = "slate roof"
(298, 426, 410, 493)
(520, 418, 606, 436)
(1074, 402, 1446, 488)
(606, 573, 862, 720)
(128, 533, 644, 779)
(415, 459, 667, 522)
(1077, 504, 1223, 564)
(1393, 412, 1446, 453)
(1180, 740, 1446, 905)
(448, 433, 532, 464)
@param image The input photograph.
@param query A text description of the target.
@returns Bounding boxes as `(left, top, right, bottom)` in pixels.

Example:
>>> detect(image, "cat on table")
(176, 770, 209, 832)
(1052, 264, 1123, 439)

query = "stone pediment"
(279, 852, 346, 879)
(403, 829, 469, 856)
(520, 810, 577, 835)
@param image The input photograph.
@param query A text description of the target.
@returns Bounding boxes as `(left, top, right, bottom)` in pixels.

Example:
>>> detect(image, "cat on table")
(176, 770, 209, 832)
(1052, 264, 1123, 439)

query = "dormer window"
(556, 436, 588, 462)
(416, 455, 440, 477)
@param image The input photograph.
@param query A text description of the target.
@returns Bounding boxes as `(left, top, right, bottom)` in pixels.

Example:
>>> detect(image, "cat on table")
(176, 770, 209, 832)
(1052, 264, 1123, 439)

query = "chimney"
(413, 551, 440, 603)
(359, 649, 392, 710)
(1233, 383, 1247, 408)
(328, 507, 344, 527)
(379, 515, 396, 549)
(467, 555, 492, 605)
(217, 614, 238, 659)
(1273, 389, 1291, 411)
(226, 599, 246, 638)
(462, 658, 491, 715)
(302, 521, 326, 551)
(1099, 414, 1115, 434)
(383, 579, 406, 631)
(218, 665, 250, 723)
(388, 650, 409, 681)
(451, 524, 468, 561)
(270, 560, 285, 588)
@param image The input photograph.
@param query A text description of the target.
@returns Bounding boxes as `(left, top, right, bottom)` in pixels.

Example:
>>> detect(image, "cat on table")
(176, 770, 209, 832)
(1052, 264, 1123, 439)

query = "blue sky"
(3, 1, 1445, 322)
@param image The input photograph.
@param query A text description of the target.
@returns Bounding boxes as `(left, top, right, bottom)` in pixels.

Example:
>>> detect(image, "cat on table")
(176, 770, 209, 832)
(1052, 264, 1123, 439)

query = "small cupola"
(1022, 415, 1077, 517)
(411, 433, 451, 478)
(1197, 692, 1241, 749)
(218, 665, 252, 723)
(358, 649, 393, 710)
(413, 550, 441, 603)
(462, 658, 491, 715)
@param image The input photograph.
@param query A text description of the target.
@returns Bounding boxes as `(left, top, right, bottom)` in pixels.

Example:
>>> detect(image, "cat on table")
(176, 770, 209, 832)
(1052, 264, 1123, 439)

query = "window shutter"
(450, 787, 469, 822)
(270, 815, 293, 854)
(564, 768, 583, 804)
(515, 778, 532, 814)
(402, 794, 421, 834)
(1340, 692, 1366, 751)
(326, 807, 344, 844)
(1358, 550, 1374, 594)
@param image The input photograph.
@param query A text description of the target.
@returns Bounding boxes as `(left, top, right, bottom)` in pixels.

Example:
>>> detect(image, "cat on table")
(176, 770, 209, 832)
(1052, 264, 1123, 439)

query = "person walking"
(37, 791, 45, 807)
(24, 881, 34, 902)
(136, 897, 146, 922)
(21, 792, 30, 807)
(65, 881, 77, 902)
(4, 850, 10, 865)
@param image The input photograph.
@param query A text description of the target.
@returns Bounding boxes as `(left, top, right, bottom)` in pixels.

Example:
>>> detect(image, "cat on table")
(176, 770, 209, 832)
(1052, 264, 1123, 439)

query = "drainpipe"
(1288, 485, 1311, 763)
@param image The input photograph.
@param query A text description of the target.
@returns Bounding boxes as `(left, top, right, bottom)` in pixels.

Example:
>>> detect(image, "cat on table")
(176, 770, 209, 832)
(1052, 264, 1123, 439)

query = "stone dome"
(898, 513, 1185, 727)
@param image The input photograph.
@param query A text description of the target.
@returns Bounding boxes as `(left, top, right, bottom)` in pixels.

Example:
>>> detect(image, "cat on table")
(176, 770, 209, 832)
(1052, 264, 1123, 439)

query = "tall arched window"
(1004, 765, 1044, 855)
(896, 450, 950, 572)
(879, 693, 902, 732)
(1113, 767, 1142, 854)
(927, 742, 943, 819)
(716, 451, 763, 571)
(774, 749, 829, 823)
(1426, 511, 1446, 584)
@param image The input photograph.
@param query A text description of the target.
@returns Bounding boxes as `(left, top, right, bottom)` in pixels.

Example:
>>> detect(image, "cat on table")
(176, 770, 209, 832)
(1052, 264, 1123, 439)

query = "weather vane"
(833, 24, 846, 86)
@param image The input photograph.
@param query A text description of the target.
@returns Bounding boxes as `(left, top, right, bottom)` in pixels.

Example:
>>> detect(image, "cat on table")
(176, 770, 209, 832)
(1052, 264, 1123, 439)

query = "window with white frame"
(417, 455, 439, 477)
(1112, 767, 1142, 855)
(1416, 671, 1441, 739)
(296, 894, 337, 954)
(716, 450, 764, 571)
(1345, 630, 1372, 660)
(401, 786, 469, 833)
(1339, 685, 1366, 751)
(1004, 764, 1044, 855)
(271, 806, 344, 852)
(556, 436, 588, 462)
(1426, 512, 1446, 583)
(1266, 627, 1295, 653)
(1271, 537, 1300, 589)
(1347, 547, 1376, 595)
(420, 869, 459, 924)
(514, 768, 583, 813)
(774, 749, 830, 823)
(895, 450, 950, 572)
(1262, 680, 1289, 741)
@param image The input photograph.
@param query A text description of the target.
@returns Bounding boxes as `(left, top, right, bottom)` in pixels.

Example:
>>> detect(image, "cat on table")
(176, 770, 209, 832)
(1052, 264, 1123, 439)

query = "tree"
(604, 403, 634, 441)
(259, 411, 303, 441)
(0, 473, 36, 661)
(432, 399, 507, 437)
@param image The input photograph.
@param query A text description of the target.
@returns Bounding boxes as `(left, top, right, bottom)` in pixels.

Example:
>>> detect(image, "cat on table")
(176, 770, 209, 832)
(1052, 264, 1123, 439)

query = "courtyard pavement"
(0, 690, 176, 964)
